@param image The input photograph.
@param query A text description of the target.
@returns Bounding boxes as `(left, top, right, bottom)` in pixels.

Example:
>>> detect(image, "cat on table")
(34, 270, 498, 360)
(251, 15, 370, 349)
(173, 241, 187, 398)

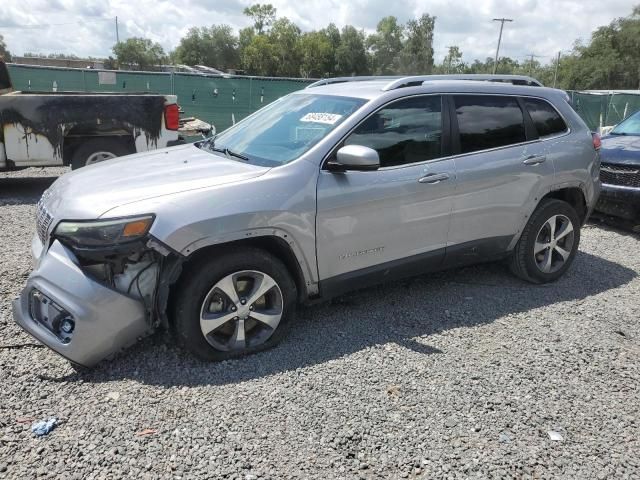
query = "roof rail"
(382, 74, 543, 91)
(306, 76, 401, 89)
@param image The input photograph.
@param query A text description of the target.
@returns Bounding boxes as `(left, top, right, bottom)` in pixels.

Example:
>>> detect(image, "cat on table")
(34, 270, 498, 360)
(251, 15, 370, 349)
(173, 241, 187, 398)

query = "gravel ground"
(0, 167, 639, 479)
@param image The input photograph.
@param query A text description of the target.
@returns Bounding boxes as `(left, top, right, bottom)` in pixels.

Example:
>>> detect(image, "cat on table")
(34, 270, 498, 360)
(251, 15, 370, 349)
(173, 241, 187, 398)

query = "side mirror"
(329, 145, 380, 172)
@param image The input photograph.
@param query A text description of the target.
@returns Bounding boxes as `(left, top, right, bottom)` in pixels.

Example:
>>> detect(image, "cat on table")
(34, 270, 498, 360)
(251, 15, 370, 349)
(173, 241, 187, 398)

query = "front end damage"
(13, 231, 182, 368)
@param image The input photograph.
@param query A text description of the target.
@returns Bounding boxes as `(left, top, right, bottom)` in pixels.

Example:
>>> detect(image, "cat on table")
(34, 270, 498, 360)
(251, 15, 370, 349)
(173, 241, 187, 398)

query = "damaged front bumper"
(13, 239, 154, 368)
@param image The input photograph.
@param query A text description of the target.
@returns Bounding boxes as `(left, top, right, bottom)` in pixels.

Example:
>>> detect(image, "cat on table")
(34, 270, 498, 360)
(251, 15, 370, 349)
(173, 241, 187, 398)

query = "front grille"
(600, 163, 640, 188)
(35, 198, 54, 244)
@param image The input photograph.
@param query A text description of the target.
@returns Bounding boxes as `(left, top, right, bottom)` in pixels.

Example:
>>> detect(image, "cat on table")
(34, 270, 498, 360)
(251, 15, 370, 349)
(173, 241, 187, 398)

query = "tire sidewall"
(173, 248, 297, 362)
(521, 200, 581, 283)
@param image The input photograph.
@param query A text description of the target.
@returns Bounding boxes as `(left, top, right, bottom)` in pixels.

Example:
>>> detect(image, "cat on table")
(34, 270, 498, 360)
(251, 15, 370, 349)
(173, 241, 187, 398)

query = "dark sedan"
(595, 110, 640, 221)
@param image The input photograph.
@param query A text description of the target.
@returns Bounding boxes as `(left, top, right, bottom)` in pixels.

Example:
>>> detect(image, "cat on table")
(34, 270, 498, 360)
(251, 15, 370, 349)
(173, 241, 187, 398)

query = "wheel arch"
(172, 235, 317, 308)
(509, 185, 588, 251)
(62, 129, 135, 165)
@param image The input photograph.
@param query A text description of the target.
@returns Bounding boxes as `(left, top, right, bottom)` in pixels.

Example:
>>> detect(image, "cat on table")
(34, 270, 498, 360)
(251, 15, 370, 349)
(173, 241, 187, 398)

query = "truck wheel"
(173, 247, 297, 362)
(510, 199, 581, 284)
(71, 138, 131, 170)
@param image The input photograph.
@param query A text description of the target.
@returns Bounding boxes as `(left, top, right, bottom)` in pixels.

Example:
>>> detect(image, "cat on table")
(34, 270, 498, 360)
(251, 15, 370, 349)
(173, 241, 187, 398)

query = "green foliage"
(112, 37, 166, 69)
(368, 17, 404, 75)
(174, 25, 239, 69)
(243, 3, 277, 34)
(0, 35, 10, 62)
(398, 14, 436, 74)
(335, 26, 369, 76)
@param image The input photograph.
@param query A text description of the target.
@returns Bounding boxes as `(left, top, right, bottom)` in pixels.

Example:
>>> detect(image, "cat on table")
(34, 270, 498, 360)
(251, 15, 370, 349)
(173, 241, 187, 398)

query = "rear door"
(445, 94, 556, 263)
(316, 95, 456, 292)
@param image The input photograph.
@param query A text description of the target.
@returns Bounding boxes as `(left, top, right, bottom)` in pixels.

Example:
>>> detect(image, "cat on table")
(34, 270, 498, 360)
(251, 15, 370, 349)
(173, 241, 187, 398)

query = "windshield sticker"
(300, 112, 343, 125)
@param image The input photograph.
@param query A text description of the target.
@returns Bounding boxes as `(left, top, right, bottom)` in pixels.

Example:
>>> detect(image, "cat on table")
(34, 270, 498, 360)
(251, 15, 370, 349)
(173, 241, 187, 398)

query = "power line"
(492, 18, 513, 74)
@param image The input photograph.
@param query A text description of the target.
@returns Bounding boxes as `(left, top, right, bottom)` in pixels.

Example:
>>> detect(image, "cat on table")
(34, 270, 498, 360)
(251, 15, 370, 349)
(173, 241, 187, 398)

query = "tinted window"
(524, 98, 567, 138)
(454, 95, 526, 153)
(344, 96, 442, 167)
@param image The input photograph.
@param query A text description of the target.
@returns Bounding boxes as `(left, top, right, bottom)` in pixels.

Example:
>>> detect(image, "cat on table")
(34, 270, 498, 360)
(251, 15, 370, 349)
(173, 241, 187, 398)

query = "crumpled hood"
(600, 135, 640, 165)
(44, 144, 270, 219)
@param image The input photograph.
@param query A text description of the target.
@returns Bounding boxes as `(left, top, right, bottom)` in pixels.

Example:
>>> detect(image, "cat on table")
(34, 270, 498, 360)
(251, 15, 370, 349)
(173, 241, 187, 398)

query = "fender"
(507, 180, 589, 251)
(180, 227, 319, 297)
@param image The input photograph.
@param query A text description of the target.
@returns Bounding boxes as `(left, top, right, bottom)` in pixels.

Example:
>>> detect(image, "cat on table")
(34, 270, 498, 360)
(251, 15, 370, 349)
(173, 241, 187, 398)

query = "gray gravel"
(1, 167, 639, 479)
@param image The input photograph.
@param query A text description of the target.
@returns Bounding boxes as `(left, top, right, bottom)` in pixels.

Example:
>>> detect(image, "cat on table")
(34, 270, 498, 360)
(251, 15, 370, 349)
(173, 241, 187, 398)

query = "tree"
(175, 25, 239, 69)
(399, 14, 435, 74)
(242, 35, 278, 76)
(322, 23, 341, 76)
(300, 31, 333, 78)
(0, 35, 12, 61)
(112, 37, 166, 69)
(243, 3, 277, 34)
(367, 16, 404, 75)
(442, 46, 464, 73)
(269, 18, 302, 77)
(335, 26, 369, 76)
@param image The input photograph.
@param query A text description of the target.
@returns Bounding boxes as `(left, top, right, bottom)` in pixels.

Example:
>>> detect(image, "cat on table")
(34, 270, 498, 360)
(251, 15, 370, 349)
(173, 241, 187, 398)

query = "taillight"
(164, 104, 179, 131)
(592, 132, 602, 150)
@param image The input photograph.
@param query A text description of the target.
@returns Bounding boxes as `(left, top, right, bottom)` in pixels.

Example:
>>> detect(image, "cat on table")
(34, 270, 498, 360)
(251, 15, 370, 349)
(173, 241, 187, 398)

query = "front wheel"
(510, 199, 581, 283)
(172, 248, 297, 361)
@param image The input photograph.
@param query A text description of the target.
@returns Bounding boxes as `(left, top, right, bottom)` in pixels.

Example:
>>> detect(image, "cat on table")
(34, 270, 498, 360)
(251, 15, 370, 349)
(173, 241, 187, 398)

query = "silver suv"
(13, 75, 601, 367)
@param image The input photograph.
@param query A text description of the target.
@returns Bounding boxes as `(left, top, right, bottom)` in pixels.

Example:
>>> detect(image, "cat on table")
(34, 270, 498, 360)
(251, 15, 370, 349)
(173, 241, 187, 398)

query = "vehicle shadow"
(0, 177, 57, 206)
(43, 249, 634, 388)
(589, 214, 640, 237)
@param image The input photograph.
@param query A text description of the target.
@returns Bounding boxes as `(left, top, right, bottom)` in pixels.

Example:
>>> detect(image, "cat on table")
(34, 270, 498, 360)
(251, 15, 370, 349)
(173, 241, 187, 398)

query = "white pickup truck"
(0, 60, 183, 170)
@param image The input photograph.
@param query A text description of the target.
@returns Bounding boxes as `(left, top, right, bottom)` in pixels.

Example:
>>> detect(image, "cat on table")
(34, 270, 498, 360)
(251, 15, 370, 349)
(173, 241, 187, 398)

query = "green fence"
(7, 64, 640, 133)
(7, 64, 313, 132)
(568, 91, 640, 131)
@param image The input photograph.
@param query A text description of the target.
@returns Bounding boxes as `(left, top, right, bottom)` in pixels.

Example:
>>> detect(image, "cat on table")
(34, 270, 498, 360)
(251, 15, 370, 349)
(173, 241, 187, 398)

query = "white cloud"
(0, 0, 635, 64)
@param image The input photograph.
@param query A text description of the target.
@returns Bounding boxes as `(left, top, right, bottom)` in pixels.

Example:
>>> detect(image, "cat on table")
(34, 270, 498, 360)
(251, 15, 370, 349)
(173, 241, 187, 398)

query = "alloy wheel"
(199, 270, 283, 352)
(533, 214, 575, 274)
(86, 151, 117, 165)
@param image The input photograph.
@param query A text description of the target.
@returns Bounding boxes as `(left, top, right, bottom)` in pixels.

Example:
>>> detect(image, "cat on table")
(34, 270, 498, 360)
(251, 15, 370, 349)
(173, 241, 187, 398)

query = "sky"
(0, 0, 636, 65)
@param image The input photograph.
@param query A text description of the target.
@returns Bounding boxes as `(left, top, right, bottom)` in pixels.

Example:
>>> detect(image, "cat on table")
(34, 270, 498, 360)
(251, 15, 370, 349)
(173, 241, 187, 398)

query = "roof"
(295, 77, 563, 101)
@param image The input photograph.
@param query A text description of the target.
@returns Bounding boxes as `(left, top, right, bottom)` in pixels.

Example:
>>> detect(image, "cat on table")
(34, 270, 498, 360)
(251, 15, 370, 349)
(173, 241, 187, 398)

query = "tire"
(510, 199, 581, 284)
(70, 138, 131, 170)
(172, 247, 297, 362)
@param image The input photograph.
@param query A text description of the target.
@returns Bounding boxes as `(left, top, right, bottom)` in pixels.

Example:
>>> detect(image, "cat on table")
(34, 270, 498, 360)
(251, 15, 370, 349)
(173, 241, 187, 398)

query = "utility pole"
(526, 53, 543, 76)
(553, 51, 561, 88)
(492, 18, 513, 74)
(115, 16, 120, 43)
(445, 46, 454, 74)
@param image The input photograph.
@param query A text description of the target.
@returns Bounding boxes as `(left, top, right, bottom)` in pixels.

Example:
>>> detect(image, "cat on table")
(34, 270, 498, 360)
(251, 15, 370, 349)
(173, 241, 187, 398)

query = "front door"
(315, 95, 456, 293)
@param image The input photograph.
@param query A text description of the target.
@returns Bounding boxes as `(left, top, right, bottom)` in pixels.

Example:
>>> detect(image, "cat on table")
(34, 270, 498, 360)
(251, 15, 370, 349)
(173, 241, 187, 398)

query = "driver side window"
(344, 96, 442, 168)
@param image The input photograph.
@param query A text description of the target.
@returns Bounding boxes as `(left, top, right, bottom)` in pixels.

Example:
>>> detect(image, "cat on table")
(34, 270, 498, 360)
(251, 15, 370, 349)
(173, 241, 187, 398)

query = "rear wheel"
(71, 138, 131, 170)
(510, 199, 581, 283)
(173, 248, 296, 361)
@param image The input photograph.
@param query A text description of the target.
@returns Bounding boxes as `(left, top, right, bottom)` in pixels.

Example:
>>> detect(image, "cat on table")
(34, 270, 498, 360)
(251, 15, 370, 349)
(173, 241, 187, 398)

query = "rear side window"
(454, 95, 526, 154)
(344, 95, 442, 168)
(523, 98, 567, 138)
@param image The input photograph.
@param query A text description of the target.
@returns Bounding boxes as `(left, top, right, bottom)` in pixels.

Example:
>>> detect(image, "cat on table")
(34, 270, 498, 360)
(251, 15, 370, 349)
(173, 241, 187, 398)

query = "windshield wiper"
(204, 138, 250, 161)
(222, 147, 250, 161)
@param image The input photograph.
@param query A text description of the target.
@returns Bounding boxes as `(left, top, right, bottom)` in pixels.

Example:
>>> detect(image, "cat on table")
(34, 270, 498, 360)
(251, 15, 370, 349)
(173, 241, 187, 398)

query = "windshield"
(197, 93, 367, 166)
(611, 110, 640, 136)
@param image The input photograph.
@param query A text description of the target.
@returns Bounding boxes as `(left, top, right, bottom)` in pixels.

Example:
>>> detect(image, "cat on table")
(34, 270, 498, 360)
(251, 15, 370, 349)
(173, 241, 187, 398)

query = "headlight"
(54, 215, 154, 247)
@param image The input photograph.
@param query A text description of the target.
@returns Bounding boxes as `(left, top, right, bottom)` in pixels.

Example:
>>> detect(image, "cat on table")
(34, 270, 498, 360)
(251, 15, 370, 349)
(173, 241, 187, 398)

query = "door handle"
(418, 172, 450, 184)
(523, 155, 547, 166)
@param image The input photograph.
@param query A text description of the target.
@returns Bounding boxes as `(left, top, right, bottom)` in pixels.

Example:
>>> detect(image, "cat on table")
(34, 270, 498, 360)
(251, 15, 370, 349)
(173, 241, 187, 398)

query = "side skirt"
(317, 236, 513, 301)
